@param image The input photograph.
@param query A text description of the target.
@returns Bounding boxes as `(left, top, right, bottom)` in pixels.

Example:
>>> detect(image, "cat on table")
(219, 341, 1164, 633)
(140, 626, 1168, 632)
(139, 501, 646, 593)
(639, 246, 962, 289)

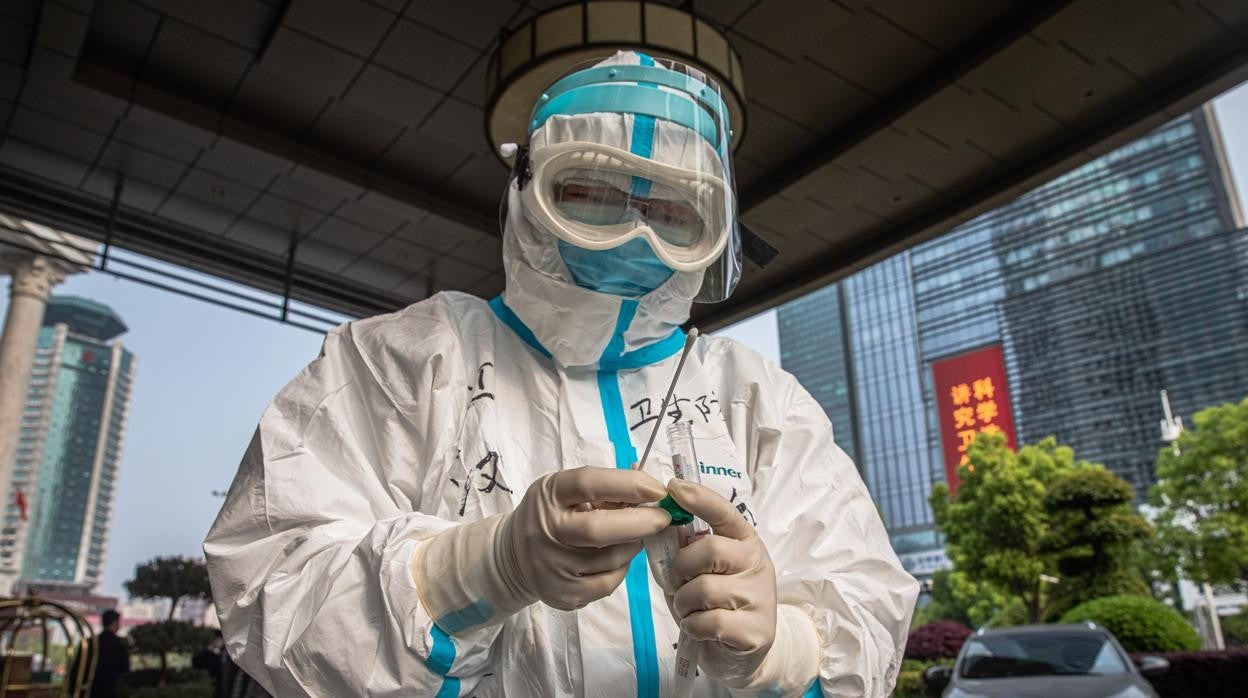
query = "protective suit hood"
(501, 183, 700, 369)
(499, 50, 715, 369)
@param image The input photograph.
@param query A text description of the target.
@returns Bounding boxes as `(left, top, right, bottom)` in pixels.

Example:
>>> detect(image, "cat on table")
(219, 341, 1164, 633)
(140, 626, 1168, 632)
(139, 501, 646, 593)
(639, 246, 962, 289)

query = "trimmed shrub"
(893, 659, 928, 698)
(117, 667, 213, 698)
(905, 620, 972, 661)
(128, 621, 217, 658)
(1130, 650, 1248, 698)
(124, 684, 213, 698)
(1060, 595, 1200, 652)
(893, 658, 952, 698)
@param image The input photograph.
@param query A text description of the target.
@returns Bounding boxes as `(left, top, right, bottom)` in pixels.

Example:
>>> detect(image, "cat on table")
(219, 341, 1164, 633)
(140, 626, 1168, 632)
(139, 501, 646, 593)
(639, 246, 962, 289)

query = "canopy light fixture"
(485, 0, 746, 162)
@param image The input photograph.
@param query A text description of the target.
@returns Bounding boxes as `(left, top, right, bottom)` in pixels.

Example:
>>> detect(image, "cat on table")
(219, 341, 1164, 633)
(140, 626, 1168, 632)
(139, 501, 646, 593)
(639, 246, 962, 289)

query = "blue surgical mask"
(558, 238, 674, 297)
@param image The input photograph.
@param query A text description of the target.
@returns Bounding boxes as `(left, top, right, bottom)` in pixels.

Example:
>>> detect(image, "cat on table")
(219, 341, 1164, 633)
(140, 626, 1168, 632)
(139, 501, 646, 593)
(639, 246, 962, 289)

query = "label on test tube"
(668, 422, 702, 485)
(675, 631, 700, 682)
(662, 421, 699, 528)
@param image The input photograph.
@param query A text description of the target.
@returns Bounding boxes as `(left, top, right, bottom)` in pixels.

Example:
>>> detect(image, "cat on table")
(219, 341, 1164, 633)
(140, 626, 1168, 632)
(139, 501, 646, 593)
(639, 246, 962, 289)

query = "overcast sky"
(1, 82, 1246, 599)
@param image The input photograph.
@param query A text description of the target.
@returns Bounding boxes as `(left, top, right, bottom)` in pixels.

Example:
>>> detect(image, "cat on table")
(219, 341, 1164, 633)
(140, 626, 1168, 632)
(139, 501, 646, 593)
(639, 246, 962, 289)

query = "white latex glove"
(666, 479, 821, 696)
(415, 467, 671, 634)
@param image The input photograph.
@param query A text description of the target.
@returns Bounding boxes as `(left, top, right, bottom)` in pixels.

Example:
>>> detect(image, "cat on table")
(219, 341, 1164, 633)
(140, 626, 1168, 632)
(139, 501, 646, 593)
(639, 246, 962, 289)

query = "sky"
(2, 81, 1248, 599)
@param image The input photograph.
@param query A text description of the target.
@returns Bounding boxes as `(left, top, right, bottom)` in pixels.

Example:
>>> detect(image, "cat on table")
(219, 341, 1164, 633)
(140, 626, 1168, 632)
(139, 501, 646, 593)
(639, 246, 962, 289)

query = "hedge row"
(1060, 595, 1202, 652)
(1133, 650, 1248, 698)
(118, 668, 214, 698)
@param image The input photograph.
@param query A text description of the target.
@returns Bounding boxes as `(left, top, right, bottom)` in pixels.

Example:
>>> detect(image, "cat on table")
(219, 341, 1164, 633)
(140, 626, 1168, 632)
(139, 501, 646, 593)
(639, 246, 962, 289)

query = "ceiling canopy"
(0, 0, 1244, 329)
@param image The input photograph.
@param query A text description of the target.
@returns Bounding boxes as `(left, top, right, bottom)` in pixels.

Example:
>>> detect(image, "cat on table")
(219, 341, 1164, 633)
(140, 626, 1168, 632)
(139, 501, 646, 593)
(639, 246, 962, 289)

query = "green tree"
(1043, 465, 1154, 615)
(1149, 397, 1248, 588)
(1139, 536, 1184, 607)
(931, 434, 1076, 623)
(915, 569, 1010, 628)
(124, 557, 212, 622)
(124, 557, 214, 682)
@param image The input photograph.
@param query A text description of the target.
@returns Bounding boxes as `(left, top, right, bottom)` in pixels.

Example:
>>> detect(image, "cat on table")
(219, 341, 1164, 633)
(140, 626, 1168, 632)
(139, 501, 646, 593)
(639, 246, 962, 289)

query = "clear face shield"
(512, 55, 742, 303)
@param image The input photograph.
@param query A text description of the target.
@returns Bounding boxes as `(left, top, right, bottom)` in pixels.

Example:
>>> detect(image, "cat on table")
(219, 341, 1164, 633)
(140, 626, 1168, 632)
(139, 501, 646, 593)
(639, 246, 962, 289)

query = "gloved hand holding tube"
(413, 467, 671, 634)
(655, 478, 823, 696)
(660, 421, 712, 697)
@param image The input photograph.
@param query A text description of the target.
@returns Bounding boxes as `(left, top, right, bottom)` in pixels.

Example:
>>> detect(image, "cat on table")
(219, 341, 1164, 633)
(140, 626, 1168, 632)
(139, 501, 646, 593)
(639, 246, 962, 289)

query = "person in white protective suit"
(205, 51, 918, 697)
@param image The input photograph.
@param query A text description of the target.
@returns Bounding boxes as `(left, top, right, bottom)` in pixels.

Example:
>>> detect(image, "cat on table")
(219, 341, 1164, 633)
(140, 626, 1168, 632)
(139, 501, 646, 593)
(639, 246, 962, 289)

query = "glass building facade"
(1, 296, 134, 592)
(776, 285, 859, 463)
(843, 257, 933, 543)
(778, 106, 1246, 575)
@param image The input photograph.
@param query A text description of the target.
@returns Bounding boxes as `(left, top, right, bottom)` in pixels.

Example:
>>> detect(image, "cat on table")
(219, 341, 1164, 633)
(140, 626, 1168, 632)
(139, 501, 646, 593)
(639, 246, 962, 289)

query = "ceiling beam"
(738, 0, 1076, 211)
(72, 60, 501, 238)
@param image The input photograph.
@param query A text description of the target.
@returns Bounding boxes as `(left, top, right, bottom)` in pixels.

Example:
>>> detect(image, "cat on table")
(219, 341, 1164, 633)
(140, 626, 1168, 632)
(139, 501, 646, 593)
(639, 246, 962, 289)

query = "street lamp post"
(1159, 390, 1183, 457)
(1157, 389, 1225, 650)
(1201, 581, 1226, 650)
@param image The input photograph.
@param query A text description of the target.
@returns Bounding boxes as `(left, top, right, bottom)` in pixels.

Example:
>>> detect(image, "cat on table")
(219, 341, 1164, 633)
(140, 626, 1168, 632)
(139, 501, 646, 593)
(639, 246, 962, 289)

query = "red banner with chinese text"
(932, 344, 1016, 493)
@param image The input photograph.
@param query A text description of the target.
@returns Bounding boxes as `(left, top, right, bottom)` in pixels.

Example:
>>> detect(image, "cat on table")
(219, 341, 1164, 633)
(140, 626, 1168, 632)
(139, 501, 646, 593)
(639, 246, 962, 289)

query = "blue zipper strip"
(597, 299, 660, 697)
(490, 293, 681, 695)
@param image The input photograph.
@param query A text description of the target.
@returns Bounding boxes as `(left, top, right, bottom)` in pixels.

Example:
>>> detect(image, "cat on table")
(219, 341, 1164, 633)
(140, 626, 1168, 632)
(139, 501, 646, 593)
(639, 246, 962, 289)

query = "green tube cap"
(658, 495, 694, 526)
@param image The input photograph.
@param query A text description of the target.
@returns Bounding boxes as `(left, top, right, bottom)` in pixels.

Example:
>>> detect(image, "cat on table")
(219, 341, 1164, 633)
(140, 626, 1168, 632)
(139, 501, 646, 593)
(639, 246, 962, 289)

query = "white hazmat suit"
(205, 51, 918, 698)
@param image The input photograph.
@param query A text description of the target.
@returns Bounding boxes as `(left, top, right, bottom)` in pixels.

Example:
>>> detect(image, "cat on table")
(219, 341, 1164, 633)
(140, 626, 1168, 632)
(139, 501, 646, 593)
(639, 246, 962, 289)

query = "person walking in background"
(90, 610, 130, 698)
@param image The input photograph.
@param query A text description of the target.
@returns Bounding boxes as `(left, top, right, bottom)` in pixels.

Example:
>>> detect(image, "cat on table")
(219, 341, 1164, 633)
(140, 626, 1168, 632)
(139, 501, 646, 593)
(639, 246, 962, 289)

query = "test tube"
(665, 421, 710, 543)
(667, 421, 701, 485)
(665, 421, 709, 696)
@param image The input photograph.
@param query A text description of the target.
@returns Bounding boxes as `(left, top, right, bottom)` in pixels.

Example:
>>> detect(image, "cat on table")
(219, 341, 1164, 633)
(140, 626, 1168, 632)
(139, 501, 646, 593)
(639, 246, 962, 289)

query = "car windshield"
(959, 632, 1129, 679)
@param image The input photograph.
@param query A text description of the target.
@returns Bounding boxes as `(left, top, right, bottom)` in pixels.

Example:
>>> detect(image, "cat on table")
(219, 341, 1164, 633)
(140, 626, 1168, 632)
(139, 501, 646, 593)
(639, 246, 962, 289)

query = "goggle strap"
(513, 145, 532, 191)
(739, 221, 779, 269)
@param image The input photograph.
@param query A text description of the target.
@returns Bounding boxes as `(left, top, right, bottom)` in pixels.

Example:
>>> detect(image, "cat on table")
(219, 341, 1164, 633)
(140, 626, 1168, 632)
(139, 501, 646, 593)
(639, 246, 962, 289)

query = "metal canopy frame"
(0, 0, 1244, 332)
(0, 203, 343, 335)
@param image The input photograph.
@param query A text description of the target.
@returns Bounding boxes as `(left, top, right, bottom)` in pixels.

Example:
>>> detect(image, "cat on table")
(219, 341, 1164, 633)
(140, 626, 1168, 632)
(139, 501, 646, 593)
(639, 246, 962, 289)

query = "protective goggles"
(520, 140, 731, 272)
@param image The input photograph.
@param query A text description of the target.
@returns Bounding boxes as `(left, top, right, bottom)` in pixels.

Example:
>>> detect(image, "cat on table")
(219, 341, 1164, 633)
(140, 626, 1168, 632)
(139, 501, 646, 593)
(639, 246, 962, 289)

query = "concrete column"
(0, 255, 64, 517)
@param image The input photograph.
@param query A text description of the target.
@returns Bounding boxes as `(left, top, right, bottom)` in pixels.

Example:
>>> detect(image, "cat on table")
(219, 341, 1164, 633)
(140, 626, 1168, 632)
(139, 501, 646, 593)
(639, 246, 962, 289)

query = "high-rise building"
(778, 105, 1246, 578)
(842, 256, 934, 553)
(0, 296, 135, 594)
(776, 285, 859, 463)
